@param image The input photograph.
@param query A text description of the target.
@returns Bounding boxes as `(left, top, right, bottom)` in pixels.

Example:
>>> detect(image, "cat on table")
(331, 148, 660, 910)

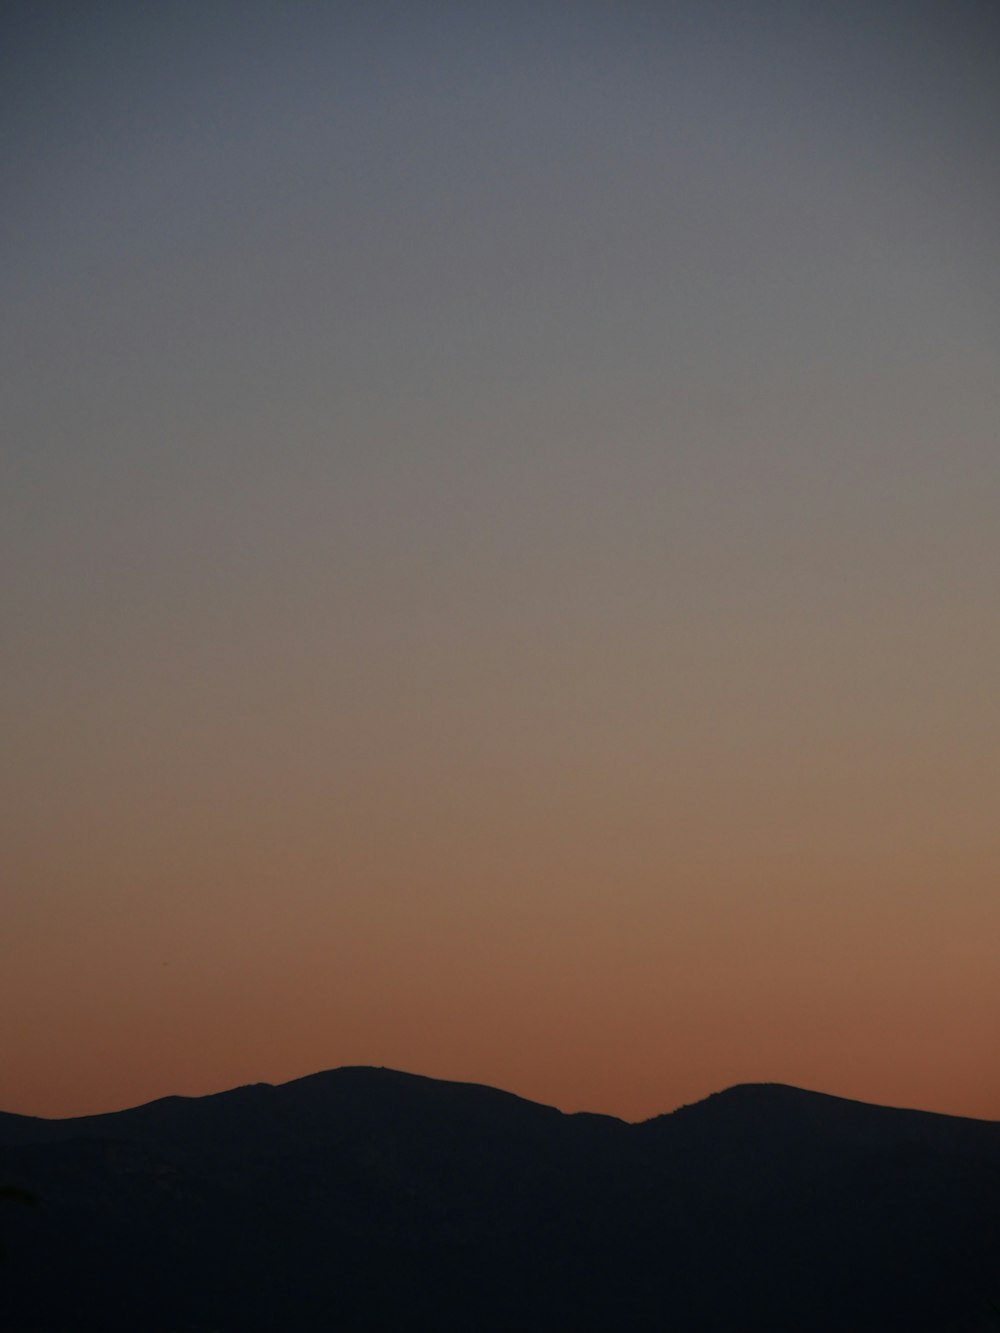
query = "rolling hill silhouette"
(2, 1067, 998, 1331)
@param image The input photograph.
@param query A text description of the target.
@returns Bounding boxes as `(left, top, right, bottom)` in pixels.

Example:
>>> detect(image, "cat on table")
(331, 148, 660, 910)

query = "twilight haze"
(3, 1, 998, 1123)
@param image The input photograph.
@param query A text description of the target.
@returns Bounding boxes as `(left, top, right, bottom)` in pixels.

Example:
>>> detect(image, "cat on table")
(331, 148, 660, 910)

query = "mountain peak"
(2, 1065, 998, 1331)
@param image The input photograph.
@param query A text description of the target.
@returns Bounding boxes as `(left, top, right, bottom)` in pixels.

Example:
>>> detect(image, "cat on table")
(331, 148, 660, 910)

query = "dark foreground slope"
(2, 1068, 999, 1331)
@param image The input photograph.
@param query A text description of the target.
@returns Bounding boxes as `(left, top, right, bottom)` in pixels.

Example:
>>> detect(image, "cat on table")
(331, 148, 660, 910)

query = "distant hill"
(2, 1067, 998, 1331)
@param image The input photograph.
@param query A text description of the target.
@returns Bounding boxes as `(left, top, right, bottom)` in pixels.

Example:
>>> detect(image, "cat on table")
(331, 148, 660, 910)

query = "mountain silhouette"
(2, 1067, 998, 1331)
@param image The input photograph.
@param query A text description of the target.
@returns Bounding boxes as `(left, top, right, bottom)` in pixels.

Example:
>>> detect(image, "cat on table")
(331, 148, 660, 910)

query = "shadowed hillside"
(2, 1068, 999, 1331)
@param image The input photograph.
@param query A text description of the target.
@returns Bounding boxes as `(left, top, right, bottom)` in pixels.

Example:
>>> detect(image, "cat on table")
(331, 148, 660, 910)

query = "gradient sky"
(3, 0, 999, 1123)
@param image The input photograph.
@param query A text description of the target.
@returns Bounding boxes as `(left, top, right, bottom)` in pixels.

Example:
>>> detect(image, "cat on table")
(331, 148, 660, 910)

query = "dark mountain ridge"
(2, 1068, 998, 1331)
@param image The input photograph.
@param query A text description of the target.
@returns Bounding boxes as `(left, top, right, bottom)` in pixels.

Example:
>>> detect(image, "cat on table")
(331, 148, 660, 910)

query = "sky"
(3, 0, 999, 1123)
